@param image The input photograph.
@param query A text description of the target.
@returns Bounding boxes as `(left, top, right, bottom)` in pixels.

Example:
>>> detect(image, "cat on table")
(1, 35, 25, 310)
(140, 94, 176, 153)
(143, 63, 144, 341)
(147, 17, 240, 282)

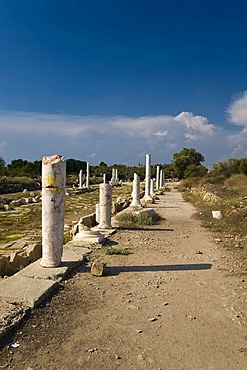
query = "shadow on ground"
(106, 263, 212, 276)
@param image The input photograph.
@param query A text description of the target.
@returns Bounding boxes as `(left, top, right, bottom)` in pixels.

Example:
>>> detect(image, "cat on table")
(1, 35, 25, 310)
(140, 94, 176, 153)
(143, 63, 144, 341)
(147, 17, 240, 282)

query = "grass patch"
(116, 211, 160, 228)
(102, 246, 130, 255)
(63, 232, 71, 244)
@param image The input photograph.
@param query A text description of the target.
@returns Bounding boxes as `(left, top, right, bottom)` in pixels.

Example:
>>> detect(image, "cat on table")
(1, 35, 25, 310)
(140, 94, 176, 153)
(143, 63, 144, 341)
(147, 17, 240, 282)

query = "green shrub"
(102, 246, 130, 255)
(116, 211, 160, 228)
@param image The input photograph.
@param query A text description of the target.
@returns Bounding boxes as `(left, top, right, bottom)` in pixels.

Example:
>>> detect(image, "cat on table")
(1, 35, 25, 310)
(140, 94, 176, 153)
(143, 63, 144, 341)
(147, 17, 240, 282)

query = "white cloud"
(227, 91, 247, 127)
(0, 106, 245, 166)
(174, 112, 216, 138)
(154, 130, 168, 137)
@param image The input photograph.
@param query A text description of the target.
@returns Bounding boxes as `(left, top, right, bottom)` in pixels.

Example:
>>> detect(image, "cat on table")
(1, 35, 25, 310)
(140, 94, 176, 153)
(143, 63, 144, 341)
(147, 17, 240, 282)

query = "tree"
(66, 159, 87, 174)
(172, 148, 206, 179)
(0, 157, 5, 176)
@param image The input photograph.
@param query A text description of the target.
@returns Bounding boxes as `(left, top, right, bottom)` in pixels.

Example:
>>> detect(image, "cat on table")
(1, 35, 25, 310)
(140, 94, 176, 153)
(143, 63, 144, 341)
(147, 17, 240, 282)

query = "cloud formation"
(0, 104, 246, 166)
(227, 91, 247, 127)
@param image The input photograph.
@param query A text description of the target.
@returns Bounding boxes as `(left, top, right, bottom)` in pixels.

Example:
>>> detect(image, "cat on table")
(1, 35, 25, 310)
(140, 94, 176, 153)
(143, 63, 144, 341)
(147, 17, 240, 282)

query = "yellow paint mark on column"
(45, 175, 56, 187)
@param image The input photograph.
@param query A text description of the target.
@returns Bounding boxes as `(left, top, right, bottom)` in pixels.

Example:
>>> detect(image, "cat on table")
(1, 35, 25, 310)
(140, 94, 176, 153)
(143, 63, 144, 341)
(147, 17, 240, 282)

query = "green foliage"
(116, 211, 160, 228)
(102, 246, 130, 255)
(7, 159, 41, 177)
(63, 232, 71, 244)
(66, 158, 87, 174)
(1, 176, 36, 184)
(172, 148, 206, 179)
(0, 157, 6, 175)
(210, 158, 247, 180)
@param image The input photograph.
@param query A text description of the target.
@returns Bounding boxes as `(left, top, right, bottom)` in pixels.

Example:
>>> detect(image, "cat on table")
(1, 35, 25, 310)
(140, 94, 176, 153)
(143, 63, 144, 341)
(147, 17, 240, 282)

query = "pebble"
(148, 317, 157, 322)
(87, 347, 98, 353)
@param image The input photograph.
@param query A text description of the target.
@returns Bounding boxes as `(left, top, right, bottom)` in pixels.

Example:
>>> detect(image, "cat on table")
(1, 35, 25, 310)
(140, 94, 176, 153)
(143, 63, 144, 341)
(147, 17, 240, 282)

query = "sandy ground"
(0, 187, 247, 370)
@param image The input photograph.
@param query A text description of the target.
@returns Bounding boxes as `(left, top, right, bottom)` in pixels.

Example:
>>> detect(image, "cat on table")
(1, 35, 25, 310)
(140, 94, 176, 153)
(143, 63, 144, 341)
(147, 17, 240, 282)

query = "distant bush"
(2, 176, 36, 184)
(224, 174, 247, 187)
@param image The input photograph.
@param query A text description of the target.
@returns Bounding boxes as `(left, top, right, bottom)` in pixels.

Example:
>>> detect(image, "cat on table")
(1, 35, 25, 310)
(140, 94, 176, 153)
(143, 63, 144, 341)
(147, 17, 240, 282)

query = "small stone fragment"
(136, 329, 143, 333)
(87, 347, 98, 353)
(91, 261, 106, 276)
(148, 317, 157, 322)
(137, 353, 145, 361)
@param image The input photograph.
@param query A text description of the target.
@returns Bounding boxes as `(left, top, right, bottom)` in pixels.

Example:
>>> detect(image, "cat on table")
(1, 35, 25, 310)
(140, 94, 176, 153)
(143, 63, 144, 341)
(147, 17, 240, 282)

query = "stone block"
(10, 251, 30, 271)
(25, 243, 42, 262)
(0, 255, 14, 276)
(91, 261, 106, 276)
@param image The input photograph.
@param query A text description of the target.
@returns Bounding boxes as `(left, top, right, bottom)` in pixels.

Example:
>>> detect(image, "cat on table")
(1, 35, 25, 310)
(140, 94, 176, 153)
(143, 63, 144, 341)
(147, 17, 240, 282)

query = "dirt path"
(0, 188, 247, 370)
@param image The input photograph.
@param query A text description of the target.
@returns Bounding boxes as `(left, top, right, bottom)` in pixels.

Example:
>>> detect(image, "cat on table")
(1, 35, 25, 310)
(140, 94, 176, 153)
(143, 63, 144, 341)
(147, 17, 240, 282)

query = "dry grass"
(0, 183, 133, 247)
(183, 175, 247, 266)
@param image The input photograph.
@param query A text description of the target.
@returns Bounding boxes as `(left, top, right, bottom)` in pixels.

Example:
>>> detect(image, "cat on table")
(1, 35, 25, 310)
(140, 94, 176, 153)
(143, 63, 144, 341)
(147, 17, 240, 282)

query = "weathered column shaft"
(156, 166, 160, 190)
(159, 169, 164, 188)
(103, 174, 106, 184)
(130, 173, 141, 207)
(40, 155, 66, 268)
(150, 178, 155, 195)
(86, 162, 90, 188)
(144, 153, 151, 199)
(79, 169, 83, 188)
(98, 183, 112, 229)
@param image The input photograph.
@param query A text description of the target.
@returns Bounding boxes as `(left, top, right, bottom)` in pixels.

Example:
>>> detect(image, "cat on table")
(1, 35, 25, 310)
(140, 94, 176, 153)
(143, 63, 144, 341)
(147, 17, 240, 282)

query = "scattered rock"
(148, 317, 157, 322)
(91, 261, 106, 276)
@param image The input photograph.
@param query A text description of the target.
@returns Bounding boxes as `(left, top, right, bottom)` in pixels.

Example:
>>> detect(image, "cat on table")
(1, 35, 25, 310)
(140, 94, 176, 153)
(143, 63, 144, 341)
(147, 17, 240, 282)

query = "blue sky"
(0, 0, 247, 167)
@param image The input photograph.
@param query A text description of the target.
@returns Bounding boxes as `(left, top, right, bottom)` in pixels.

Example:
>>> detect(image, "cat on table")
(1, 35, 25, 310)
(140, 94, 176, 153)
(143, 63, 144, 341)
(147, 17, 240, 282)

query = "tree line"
(1, 148, 247, 182)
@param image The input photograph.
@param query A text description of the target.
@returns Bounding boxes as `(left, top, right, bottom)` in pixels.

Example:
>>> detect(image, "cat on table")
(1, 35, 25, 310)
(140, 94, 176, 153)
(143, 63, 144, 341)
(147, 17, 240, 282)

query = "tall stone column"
(111, 168, 116, 185)
(156, 166, 160, 190)
(40, 155, 66, 268)
(79, 169, 83, 188)
(150, 178, 155, 196)
(103, 174, 107, 184)
(115, 169, 119, 185)
(159, 169, 164, 189)
(144, 153, 152, 201)
(86, 162, 90, 188)
(98, 183, 112, 229)
(130, 173, 141, 207)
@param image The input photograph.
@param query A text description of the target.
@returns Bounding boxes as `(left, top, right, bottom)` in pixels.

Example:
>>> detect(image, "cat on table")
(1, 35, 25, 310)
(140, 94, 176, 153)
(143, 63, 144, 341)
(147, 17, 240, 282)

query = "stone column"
(159, 169, 164, 189)
(111, 168, 116, 185)
(150, 178, 155, 196)
(144, 153, 152, 201)
(103, 174, 107, 184)
(130, 173, 141, 207)
(96, 203, 100, 223)
(79, 169, 83, 188)
(40, 155, 66, 268)
(115, 169, 119, 185)
(86, 162, 90, 188)
(156, 166, 160, 190)
(98, 183, 112, 229)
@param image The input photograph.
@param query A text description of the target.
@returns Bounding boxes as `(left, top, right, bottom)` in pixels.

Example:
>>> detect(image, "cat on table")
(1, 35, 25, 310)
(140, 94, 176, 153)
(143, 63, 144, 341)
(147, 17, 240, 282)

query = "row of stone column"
(79, 166, 121, 188)
(40, 154, 165, 268)
(144, 154, 165, 201)
(78, 162, 90, 189)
